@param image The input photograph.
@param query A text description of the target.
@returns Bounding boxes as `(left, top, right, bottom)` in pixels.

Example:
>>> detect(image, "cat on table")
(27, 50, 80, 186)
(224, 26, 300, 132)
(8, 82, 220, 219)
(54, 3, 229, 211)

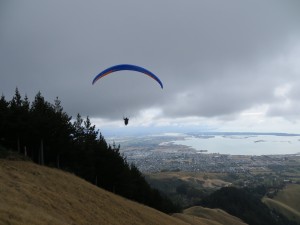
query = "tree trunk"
(56, 154, 60, 169)
(17, 136, 20, 153)
(40, 139, 44, 165)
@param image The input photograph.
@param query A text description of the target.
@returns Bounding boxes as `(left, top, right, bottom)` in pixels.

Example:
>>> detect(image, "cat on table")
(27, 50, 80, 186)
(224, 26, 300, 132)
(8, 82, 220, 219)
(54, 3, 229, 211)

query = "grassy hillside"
(175, 206, 248, 225)
(0, 159, 248, 225)
(0, 159, 187, 225)
(200, 186, 298, 225)
(262, 184, 300, 223)
(273, 184, 300, 212)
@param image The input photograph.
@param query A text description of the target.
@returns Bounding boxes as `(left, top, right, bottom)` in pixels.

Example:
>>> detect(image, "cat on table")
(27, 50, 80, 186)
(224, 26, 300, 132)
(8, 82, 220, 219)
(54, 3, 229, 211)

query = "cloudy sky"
(1, 0, 300, 136)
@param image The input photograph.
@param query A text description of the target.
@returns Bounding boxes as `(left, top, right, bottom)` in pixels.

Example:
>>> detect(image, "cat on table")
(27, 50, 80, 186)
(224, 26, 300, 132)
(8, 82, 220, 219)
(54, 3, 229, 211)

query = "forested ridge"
(0, 88, 179, 213)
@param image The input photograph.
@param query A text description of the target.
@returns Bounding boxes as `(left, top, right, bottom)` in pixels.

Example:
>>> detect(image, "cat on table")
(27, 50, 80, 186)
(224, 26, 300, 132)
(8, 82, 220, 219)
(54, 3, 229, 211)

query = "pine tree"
(51, 97, 73, 168)
(0, 94, 9, 146)
(0, 89, 180, 213)
(30, 91, 53, 164)
(6, 88, 31, 152)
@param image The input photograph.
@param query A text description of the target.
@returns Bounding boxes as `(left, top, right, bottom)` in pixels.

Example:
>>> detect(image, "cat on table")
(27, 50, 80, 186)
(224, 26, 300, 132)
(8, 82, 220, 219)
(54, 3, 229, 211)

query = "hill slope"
(200, 186, 299, 225)
(0, 159, 187, 225)
(0, 159, 249, 225)
(262, 184, 300, 223)
(174, 206, 248, 225)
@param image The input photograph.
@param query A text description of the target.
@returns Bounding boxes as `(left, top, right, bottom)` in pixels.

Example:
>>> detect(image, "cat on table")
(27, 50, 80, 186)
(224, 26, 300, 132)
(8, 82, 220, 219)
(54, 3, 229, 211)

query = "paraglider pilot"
(123, 117, 129, 126)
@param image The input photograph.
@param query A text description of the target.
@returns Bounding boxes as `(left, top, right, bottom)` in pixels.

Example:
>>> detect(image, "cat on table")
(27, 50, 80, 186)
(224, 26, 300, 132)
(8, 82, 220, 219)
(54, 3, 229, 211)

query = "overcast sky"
(1, 0, 300, 135)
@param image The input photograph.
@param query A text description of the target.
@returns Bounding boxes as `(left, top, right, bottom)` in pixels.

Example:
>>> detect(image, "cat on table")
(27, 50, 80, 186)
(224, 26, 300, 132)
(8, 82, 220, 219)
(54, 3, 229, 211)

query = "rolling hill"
(174, 206, 248, 225)
(262, 184, 300, 223)
(0, 159, 248, 225)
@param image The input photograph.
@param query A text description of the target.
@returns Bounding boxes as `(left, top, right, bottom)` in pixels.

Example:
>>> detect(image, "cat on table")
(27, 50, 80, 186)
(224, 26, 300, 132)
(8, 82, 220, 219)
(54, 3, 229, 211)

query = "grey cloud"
(1, 0, 300, 123)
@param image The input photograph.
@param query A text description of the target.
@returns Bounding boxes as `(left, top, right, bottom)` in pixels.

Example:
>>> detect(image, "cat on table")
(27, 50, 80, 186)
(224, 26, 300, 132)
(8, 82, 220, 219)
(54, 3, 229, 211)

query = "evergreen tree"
(0, 94, 9, 146)
(6, 88, 31, 152)
(72, 113, 85, 145)
(50, 97, 73, 168)
(30, 91, 56, 164)
(0, 89, 180, 214)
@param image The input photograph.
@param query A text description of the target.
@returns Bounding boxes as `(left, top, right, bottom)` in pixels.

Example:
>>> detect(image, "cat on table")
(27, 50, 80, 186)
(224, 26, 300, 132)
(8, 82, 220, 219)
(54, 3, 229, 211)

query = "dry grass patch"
(181, 206, 248, 225)
(173, 213, 222, 225)
(1, 159, 190, 225)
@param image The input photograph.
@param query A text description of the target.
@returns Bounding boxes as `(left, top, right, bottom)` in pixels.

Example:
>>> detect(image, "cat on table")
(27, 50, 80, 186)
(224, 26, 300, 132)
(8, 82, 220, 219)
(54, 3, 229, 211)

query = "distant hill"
(146, 171, 231, 208)
(263, 184, 300, 223)
(200, 186, 299, 225)
(174, 206, 248, 225)
(0, 159, 249, 225)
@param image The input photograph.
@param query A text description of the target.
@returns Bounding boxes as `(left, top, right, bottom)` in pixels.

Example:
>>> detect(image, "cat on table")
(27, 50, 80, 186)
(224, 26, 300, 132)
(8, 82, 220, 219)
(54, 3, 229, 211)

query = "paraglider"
(92, 64, 163, 125)
(123, 117, 129, 126)
(92, 64, 163, 89)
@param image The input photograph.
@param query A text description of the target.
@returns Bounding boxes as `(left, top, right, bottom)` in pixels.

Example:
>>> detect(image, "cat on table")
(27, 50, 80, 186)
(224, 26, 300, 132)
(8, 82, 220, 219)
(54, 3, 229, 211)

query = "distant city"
(108, 132, 300, 173)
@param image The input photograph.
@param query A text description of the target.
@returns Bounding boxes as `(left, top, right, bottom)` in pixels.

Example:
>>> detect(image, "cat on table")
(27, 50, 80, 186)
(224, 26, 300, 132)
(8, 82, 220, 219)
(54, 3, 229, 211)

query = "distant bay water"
(172, 133, 300, 155)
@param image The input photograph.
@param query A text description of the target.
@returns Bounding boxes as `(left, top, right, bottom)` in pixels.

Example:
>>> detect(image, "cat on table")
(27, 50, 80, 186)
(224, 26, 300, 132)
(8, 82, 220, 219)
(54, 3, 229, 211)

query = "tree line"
(0, 88, 180, 213)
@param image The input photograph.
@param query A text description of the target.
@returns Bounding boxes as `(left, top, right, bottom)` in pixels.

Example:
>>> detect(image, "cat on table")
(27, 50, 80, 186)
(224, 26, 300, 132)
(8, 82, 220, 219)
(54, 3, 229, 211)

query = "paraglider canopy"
(92, 64, 163, 126)
(92, 64, 163, 89)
